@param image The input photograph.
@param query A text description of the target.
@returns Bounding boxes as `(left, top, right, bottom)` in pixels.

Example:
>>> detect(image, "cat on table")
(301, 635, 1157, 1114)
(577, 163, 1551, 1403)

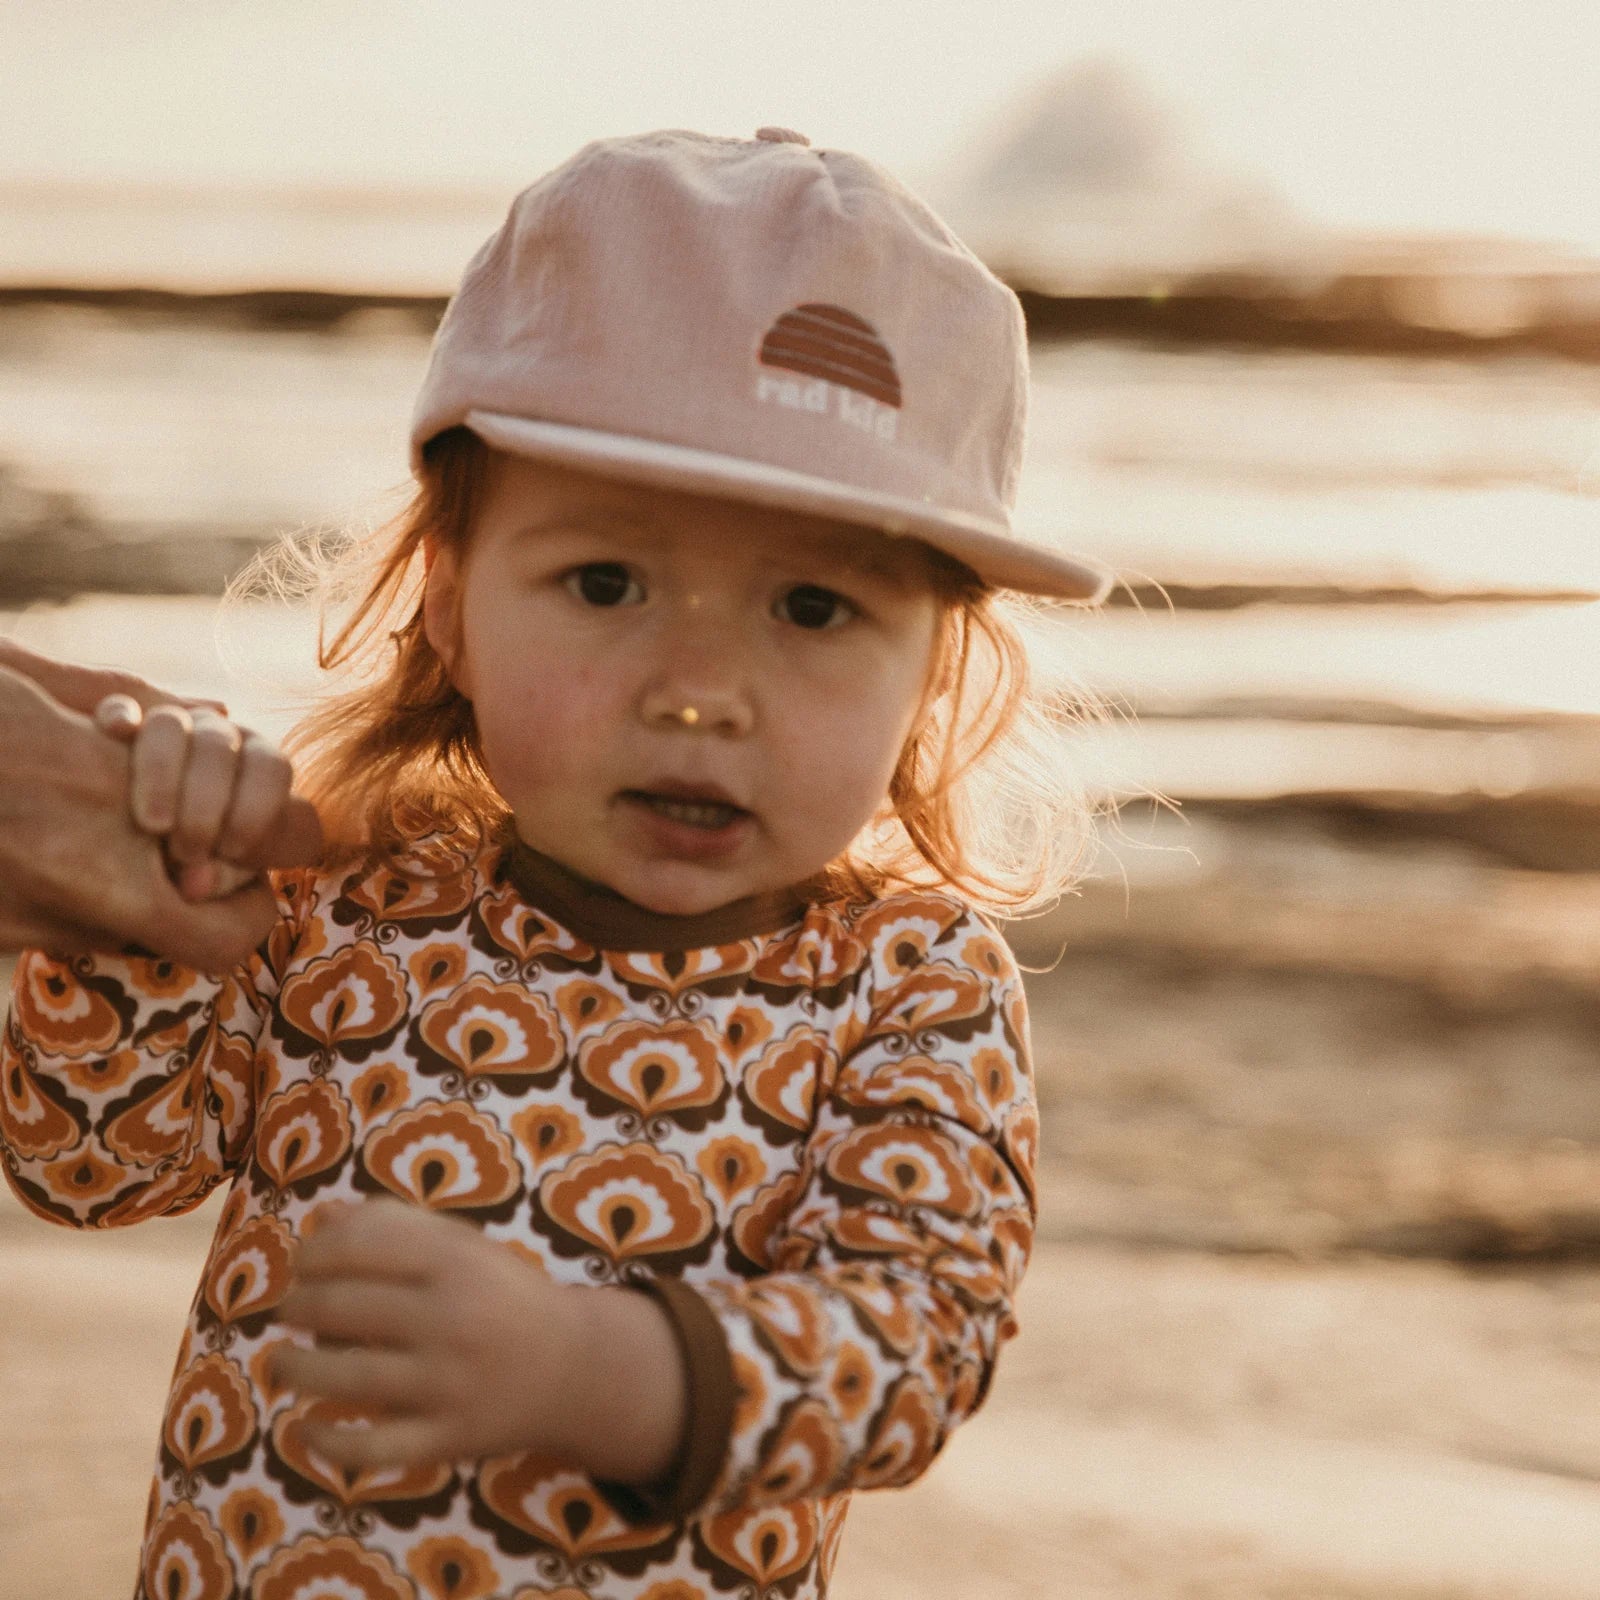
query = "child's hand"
(94, 693, 294, 903)
(272, 1199, 584, 1472)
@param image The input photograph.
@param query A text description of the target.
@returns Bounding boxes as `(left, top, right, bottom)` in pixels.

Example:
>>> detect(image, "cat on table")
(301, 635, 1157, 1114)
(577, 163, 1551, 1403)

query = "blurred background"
(2, 3, 1599, 1595)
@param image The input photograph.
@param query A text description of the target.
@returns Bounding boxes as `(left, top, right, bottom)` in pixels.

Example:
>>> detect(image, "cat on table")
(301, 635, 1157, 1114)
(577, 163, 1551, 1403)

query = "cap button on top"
(754, 126, 810, 146)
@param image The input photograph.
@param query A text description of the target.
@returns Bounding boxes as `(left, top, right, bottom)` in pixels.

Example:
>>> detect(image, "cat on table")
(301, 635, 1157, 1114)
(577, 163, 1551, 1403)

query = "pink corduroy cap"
(410, 126, 1109, 603)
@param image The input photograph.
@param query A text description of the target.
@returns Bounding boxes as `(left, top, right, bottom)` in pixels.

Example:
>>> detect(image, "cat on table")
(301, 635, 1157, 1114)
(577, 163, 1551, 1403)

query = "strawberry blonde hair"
(257, 427, 1109, 918)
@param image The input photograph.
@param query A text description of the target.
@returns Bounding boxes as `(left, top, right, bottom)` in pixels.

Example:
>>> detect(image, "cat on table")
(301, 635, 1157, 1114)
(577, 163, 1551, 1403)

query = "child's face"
(425, 453, 942, 916)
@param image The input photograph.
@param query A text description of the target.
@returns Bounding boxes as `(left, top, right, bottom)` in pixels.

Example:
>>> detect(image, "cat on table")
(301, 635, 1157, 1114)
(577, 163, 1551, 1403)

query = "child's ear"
(421, 538, 471, 697)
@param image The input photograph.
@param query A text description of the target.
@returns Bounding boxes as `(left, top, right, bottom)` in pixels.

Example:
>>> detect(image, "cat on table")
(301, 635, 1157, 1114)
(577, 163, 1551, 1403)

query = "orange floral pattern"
(359, 1100, 523, 1211)
(9, 956, 125, 1054)
(415, 976, 565, 1083)
(204, 1214, 296, 1329)
(163, 1352, 260, 1479)
(0, 839, 1036, 1598)
(576, 1017, 728, 1125)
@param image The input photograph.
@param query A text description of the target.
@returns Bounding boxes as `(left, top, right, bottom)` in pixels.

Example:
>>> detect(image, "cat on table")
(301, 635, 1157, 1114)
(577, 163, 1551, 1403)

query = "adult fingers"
(129, 704, 194, 833)
(214, 732, 294, 863)
(119, 878, 283, 973)
(0, 684, 282, 968)
(168, 712, 245, 864)
(0, 908, 106, 962)
(0, 638, 227, 718)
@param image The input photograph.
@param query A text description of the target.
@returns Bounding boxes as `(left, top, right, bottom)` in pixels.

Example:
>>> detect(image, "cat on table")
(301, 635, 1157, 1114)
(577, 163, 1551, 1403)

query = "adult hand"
(0, 637, 322, 969)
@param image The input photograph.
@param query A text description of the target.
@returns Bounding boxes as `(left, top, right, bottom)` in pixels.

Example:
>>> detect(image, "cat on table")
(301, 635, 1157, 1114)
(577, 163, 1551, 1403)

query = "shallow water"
(5, 308, 1600, 585)
(6, 309, 1600, 803)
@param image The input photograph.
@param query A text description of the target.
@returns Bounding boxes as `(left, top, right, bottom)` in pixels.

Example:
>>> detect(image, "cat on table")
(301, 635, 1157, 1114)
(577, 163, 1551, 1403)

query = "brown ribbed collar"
(501, 840, 816, 953)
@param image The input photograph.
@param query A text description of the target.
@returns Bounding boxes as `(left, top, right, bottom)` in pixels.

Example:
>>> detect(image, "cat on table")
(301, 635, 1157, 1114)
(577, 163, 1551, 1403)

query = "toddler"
(1, 126, 1108, 1599)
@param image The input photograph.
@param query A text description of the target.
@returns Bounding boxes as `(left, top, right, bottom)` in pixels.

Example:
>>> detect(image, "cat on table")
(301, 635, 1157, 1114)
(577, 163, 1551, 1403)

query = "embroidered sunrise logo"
(755, 304, 902, 441)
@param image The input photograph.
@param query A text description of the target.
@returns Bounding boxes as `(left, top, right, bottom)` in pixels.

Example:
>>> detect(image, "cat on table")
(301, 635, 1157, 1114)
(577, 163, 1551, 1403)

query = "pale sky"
(6, 0, 1600, 253)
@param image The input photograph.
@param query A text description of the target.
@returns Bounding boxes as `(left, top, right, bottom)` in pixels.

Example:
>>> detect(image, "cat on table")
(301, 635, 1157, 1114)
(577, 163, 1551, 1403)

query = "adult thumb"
(0, 638, 228, 718)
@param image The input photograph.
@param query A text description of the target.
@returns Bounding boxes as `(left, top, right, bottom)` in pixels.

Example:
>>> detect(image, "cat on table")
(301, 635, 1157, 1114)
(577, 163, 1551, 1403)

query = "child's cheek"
(476, 692, 589, 799)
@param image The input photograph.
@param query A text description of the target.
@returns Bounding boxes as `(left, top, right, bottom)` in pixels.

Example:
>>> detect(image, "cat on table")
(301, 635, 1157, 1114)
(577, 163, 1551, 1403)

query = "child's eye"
(564, 562, 644, 607)
(776, 584, 855, 630)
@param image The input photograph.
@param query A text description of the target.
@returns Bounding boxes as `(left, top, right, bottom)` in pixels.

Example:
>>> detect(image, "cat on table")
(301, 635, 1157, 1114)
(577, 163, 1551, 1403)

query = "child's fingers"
(214, 732, 295, 862)
(302, 1414, 441, 1473)
(129, 704, 194, 832)
(92, 692, 144, 741)
(173, 860, 260, 903)
(278, 1277, 422, 1347)
(295, 1198, 450, 1285)
(166, 710, 245, 864)
(274, 1344, 426, 1410)
(248, 792, 324, 872)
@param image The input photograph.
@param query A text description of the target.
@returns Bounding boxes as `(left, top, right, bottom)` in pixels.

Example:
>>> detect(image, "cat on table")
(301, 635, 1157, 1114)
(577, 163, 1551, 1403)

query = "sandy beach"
(3, 313, 1599, 1596)
(5, 1206, 1598, 1600)
(4, 813, 1598, 1599)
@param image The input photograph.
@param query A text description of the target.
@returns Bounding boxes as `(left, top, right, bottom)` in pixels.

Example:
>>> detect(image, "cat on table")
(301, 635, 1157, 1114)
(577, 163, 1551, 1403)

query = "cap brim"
(455, 410, 1110, 603)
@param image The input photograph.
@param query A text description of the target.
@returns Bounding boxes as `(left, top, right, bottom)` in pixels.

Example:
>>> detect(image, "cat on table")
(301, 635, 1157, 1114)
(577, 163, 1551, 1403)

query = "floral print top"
(0, 831, 1038, 1600)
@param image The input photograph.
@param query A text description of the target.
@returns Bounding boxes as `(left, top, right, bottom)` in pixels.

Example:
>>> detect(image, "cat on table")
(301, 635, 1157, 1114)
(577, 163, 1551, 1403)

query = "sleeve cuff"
(592, 1273, 738, 1525)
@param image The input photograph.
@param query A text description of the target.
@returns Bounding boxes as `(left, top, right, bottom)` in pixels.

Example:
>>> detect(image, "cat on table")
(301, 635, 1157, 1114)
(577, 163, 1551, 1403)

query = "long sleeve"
(0, 873, 308, 1228)
(615, 902, 1038, 1524)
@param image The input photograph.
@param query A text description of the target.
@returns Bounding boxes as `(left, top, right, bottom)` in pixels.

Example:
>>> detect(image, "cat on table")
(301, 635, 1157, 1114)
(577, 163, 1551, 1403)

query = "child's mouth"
(622, 790, 747, 831)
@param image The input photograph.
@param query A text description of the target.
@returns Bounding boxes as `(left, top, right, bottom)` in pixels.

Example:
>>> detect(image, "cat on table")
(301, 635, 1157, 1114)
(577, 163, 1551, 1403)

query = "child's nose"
(639, 677, 754, 737)
(639, 611, 756, 737)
